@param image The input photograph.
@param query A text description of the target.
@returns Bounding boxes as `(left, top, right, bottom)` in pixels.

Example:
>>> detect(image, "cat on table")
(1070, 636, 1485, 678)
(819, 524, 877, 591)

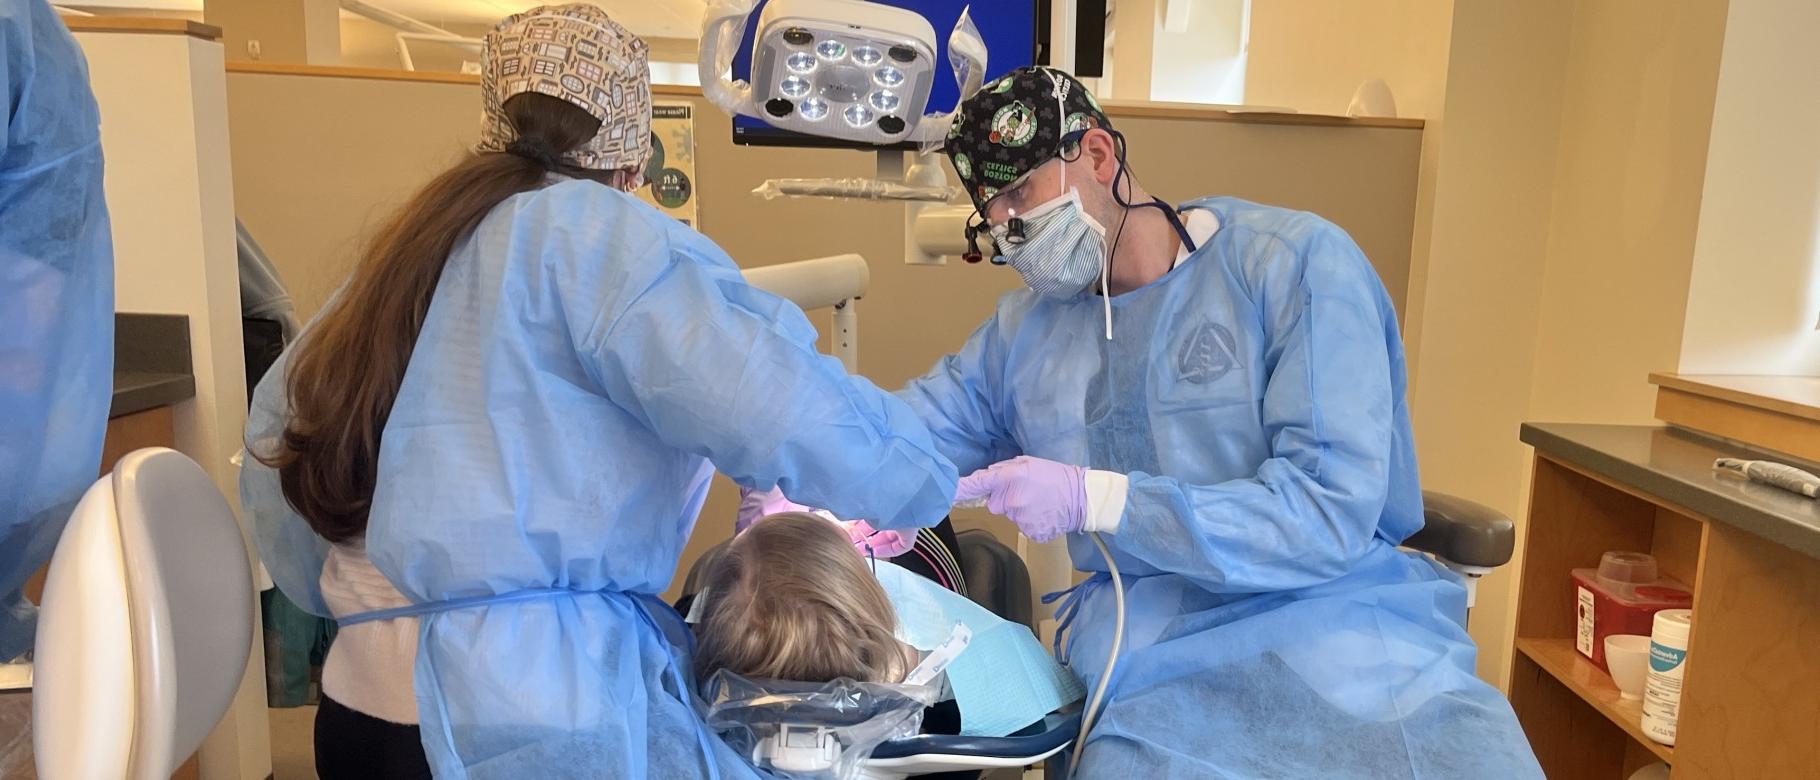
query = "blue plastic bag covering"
(236, 219, 299, 339)
(243, 180, 957, 778)
(0, 0, 113, 660)
(703, 669, 936, 780)
(242, 352, 331, 617)
(898, 198, 1543, 776)
(872, 561, 1082, 737)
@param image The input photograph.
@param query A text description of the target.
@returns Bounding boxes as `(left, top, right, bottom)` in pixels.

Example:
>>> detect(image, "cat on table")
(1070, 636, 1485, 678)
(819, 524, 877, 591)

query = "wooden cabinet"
(21, 405, 176, 606)
(1512, 424, 1820, 779)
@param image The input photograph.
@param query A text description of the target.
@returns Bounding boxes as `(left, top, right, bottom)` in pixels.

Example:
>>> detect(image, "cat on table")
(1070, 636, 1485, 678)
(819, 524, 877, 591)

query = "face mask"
(991, 188, 1107, 300)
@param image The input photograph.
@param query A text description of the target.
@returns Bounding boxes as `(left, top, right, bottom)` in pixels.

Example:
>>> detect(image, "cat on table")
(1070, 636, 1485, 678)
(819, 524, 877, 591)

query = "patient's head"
(694, 512, 911, 684)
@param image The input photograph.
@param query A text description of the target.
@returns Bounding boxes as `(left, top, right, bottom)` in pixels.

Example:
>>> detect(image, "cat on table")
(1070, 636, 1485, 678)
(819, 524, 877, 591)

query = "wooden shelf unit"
(1514, 637, 1671, 764)
(1511, 445, 1820, 779)
(1511, 455, 1701, 779)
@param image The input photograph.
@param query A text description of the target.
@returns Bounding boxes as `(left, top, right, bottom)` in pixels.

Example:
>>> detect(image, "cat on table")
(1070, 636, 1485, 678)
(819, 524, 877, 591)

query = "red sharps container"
(1572, 551, 1693, 671)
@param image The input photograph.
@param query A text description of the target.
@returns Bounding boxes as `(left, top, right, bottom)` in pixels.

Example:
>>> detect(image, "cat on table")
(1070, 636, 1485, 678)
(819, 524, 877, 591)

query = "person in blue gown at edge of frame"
(902, 67, 1546, 777)
(238, 5, 956, 779)
(0, 0, 114, 666)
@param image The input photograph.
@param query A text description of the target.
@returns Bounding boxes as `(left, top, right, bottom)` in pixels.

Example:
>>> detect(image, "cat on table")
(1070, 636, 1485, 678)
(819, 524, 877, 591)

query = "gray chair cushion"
(1405, 491, 1516, 569)
(954, 530, 1033, 632)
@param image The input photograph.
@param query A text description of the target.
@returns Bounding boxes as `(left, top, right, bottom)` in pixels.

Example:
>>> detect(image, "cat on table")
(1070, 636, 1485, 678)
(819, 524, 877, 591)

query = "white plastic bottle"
(1640, 608, 1692, 745)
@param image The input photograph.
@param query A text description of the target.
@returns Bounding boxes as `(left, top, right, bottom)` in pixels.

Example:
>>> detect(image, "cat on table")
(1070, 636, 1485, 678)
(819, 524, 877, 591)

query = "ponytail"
(259, 93, 622, 543)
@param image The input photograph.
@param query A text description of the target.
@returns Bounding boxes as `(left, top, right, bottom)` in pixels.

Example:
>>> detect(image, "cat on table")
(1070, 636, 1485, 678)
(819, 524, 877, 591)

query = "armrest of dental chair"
(954, 530, 1034, 632)
(1406, 491, 1516, 570)
(1403, 491, 1515, 608)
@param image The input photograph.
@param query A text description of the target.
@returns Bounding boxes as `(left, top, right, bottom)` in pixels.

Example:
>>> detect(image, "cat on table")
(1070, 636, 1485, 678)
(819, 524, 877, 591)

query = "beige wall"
(1245, 0, 1454, 118)
(74, 28, 271, 780)
(204, 0, 340, 64)
(1104, 108, 1423, 315)
(1524, 0, 1725, 421)
(1679, 0, 1820, 376)
(337, 17, 492, 73)
(225, 72, 1423, 604)
(225, 73, 481, 321)
(223, 78, 1424, 377)
(1404, 0, 1728, 687)
(1150, 0, 1248, 104)
(1402, 0, 1574, 686)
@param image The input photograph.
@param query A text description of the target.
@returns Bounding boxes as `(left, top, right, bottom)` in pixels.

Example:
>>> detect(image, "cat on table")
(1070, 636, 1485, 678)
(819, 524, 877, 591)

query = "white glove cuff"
(1082, 470, 1129, 534)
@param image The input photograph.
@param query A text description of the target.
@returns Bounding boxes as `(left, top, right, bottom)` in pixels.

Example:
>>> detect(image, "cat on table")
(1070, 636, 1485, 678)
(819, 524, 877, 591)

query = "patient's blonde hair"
(694, 512, 909, 684)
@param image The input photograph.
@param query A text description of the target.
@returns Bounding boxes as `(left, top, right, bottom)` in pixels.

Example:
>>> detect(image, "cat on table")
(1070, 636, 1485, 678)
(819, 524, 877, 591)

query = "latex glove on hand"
(737, 487, 917, 558)
(844, 519, 917, 559)
(735, 486, 816, 534)
(953, 456, 1128, 543)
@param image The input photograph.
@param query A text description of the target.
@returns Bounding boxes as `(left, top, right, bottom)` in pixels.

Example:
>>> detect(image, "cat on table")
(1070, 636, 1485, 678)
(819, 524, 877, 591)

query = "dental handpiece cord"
(1714, 458, 1820, 499)
(1070, 531, 1124, 777)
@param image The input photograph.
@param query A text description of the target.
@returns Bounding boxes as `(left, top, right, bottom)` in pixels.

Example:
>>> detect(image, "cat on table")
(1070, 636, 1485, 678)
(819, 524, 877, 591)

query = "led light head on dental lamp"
(701, 0, 987, 146)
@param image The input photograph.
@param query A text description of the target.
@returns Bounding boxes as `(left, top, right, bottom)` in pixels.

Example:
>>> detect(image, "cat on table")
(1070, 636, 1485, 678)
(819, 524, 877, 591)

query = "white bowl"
(1605, 634, 1652, 700)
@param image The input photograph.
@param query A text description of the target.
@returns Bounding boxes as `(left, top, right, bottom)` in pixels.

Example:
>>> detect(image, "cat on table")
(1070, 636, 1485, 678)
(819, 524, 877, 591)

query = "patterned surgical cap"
(477, 4, 654, 172)
(941, 67, 1111, 213)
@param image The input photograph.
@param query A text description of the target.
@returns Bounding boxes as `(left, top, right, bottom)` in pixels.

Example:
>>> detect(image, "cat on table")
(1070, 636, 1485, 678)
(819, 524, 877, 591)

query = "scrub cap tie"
(477, 3, 654, 172)
(941, 66, 1112, 213)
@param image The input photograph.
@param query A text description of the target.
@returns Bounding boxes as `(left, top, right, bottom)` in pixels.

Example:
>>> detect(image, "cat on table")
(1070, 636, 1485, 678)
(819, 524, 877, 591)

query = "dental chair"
(682, 493, 1513, 778)
(950, 530, 1032, 630)
(32, 448, 255, 779)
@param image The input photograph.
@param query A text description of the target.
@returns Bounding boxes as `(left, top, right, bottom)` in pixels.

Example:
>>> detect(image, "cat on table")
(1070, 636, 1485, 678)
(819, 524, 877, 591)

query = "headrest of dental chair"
(723, 697, 902, 729)
(954, 529, 1033, 631)
(703, 671, 938, 730)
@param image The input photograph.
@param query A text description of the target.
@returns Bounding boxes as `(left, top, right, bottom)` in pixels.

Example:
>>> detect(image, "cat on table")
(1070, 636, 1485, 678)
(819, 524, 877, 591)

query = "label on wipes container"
(1576, 586, 1595, 657)
(1648, 642, 1687, 673)
(1640, 641, 1687, 744)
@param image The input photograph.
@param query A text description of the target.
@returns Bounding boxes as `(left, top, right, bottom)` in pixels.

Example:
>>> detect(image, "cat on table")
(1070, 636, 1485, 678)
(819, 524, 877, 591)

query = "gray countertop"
(111, 312, 196, 418)
(111, 370, 196, 418)
(1521, 422, 1820, 561)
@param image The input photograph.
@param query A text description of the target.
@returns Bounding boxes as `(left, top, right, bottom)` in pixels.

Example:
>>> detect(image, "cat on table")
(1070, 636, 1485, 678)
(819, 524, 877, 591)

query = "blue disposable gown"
(0, 0, 113, 661)
(898, 197, 1542, 777)
(243, 180, 956, 778)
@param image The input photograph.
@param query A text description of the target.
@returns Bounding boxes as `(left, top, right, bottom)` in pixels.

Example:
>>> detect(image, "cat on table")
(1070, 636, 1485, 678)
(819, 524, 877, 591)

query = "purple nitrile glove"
(953, 456, 1088, 543)
(736, 488, 915, 558)
(734, 486, 814, 534)
(843, 519, 917, 559)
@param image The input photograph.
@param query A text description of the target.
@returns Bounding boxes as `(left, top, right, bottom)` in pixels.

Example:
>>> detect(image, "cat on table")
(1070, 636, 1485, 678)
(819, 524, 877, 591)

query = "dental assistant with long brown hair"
(239, 6, 955, 778)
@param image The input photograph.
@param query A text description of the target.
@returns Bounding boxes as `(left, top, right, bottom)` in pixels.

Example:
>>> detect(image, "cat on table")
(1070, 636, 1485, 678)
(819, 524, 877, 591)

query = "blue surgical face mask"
(992, 188, 1108, 300)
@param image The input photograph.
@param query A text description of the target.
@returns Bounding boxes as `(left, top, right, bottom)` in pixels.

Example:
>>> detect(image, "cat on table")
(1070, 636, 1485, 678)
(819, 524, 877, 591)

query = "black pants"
(315, 695, 432, 780)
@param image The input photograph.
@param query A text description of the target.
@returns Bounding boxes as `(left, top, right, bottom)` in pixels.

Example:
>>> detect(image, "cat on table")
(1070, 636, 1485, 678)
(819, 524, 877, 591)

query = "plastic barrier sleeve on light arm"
(699, 0, 759, 118)
(752, 178, 961, 202)
(913, 6, 988, 148)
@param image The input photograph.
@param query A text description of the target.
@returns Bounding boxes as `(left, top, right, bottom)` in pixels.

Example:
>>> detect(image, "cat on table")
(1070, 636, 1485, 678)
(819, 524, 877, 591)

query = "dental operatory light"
(752, 0, 930, 142)
(702, 0, 986, 145)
